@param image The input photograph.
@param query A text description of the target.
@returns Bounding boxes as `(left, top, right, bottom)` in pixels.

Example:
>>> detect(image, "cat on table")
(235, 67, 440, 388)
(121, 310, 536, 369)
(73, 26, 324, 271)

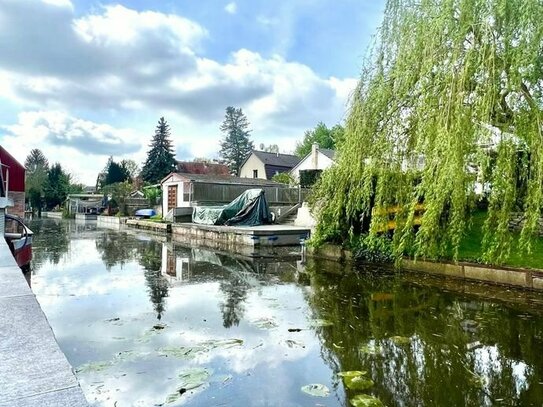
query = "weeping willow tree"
(312, 0, 543, 264)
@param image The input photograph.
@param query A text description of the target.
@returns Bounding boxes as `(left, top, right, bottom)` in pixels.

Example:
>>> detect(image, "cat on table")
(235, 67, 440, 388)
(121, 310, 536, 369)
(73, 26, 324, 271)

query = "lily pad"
(310, 319, 334, 328)
(391, 336, 411, 346)
(252, 317, 279, 329)
(350, 394, 385, 407)
(75, 360, 111, 373)
(158, 345, 204, 359)
(165, 367, 213, 404)
(284, 339, 305, 348)
(301, 384, 330, 397)
(199, 338, 244, 350)
(338, 371, 374, 390)
(359, 343, 382, 355)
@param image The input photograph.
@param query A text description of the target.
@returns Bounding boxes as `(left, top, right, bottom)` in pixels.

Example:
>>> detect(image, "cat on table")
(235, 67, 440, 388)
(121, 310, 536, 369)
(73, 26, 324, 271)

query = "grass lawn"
(457, 210, 543, 270)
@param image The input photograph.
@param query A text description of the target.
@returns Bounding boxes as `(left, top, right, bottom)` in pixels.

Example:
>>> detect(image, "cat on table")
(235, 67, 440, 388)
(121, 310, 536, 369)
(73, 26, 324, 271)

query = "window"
(253, 169, 258, 178)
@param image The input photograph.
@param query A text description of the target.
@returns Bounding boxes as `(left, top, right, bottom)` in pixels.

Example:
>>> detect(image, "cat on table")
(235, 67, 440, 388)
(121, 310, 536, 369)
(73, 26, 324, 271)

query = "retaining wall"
(309, 244, 543, 291)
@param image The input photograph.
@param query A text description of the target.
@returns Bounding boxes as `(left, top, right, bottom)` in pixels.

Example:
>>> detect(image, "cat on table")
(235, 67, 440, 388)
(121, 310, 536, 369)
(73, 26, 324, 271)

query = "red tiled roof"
(177, 161, 230, 175)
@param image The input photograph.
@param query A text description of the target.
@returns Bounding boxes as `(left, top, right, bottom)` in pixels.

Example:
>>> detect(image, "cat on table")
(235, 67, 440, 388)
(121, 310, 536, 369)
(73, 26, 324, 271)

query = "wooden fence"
(191, 183, 311, 205)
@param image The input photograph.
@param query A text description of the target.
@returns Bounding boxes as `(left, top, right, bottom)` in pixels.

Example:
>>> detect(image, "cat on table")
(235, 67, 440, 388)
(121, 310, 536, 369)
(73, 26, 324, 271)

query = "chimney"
(311, 143, 319, 169)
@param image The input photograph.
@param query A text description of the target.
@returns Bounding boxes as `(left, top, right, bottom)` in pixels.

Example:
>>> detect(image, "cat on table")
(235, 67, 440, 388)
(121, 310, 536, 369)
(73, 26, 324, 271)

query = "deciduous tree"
(294, 123, 344, 157)
(24, 149, 49, 215)
(312, 0, 543, 264)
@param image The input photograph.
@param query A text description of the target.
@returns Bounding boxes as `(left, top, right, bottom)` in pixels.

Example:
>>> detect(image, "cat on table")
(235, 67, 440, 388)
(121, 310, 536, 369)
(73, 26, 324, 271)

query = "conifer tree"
(219, 107, 254, 175)
(141, 117, 177, 183)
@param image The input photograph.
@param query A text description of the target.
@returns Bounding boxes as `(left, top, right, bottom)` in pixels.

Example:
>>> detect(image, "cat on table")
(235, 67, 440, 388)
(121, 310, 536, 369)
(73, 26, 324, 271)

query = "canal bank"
(310, 244, 543, 292)
(0, 239, 87, 406)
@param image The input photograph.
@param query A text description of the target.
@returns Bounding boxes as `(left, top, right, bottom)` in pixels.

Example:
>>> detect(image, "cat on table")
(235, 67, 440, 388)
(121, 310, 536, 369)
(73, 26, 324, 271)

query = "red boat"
(4, 214, 33, 272)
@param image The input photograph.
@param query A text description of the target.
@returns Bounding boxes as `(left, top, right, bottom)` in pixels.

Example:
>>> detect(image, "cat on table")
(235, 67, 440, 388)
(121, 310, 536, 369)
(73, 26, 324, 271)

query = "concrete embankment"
(126, 219, 172, 233)
(310, 244, 543, 291)
(0, 240, 88, 406)
(41, 211, 63, 219)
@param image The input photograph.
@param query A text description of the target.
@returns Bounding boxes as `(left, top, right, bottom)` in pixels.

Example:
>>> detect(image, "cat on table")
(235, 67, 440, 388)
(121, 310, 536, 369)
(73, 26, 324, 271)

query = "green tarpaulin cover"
(192, 189, 272, 226)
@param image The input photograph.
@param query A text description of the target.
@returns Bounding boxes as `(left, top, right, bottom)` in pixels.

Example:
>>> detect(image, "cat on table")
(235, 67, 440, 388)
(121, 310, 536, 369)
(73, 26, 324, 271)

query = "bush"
(350, 234, 394, 264)
(300, 170, 322, 187)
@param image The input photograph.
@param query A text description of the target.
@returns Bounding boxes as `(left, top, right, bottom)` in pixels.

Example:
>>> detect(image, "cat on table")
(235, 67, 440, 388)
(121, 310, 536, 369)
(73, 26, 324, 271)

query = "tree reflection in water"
(95, 231, 140, 271)
(139, 240, 169, 320)
(303, 258, 543, 406)
(29, 218, 71, 268)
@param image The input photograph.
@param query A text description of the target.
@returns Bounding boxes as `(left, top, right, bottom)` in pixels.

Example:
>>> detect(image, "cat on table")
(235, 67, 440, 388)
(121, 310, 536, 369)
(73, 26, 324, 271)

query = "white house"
(239, 150, 301, 180)
(290, 144, 336, 182)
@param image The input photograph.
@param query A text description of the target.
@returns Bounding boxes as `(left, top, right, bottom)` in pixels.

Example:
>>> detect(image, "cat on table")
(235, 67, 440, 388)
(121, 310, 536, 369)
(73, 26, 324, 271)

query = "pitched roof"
(251, 150, 301, 168)
(319, 148, 336, 160)
(168, 173, 284, 186)
(177, 161, 230, 175)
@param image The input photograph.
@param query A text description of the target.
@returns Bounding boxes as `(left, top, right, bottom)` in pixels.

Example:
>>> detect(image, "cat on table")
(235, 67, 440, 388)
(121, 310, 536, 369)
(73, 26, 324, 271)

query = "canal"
(29, 219, 543, 406)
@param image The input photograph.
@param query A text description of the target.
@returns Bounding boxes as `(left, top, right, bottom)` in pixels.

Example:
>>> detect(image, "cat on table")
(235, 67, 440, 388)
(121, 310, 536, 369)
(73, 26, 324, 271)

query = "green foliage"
(143, 186, 161, 205)
(24, 149, 49, 214)
(101, 157, 131, 187)
(103, 181, 133, 216)
(44, 163, 71, 210)
(295, 122, 344, 157)
(271, 172, 295, 185)
(350, 234, 394, 264)
(299, 170, 322, 188)
(219, 106, 254, 175)
(141, 117, 177, 183)
(312, 0, 543, 265)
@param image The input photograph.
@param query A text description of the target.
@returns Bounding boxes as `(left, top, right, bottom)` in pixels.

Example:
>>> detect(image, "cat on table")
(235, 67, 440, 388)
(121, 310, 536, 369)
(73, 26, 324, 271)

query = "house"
(161, 172, 298, 215)
(0, 146, 25, 218)
(239, 150, 301, 180)
(290, 143, 336, 182)
(177, 161, 230, 176)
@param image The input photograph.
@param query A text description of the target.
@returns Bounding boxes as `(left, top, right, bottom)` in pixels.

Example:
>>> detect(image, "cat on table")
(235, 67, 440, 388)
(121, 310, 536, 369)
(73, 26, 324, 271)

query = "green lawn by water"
(457, 211, 543, 270)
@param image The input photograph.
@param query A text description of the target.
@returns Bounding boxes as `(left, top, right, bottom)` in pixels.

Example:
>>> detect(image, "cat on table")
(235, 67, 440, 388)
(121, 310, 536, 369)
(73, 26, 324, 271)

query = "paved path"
(0, 240, 88, 406)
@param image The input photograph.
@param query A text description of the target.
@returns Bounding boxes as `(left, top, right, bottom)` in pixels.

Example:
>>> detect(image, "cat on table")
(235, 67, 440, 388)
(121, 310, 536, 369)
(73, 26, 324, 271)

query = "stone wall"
(509, 212, 543, 235)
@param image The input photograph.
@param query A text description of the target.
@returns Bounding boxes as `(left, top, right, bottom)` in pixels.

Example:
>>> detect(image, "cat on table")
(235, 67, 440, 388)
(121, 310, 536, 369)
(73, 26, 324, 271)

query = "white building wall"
(291, 152, 334, 182)
(239, 154, 267, 179)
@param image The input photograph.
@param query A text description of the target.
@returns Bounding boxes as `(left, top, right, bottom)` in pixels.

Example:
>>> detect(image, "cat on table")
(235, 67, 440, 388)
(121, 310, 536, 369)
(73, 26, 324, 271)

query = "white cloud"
(73, 4, 207, 47)
(224, 2, 237, 14)
(41, 0, 73, 9)
(1, 111, 145, 185)
(0, 0, 356, 182)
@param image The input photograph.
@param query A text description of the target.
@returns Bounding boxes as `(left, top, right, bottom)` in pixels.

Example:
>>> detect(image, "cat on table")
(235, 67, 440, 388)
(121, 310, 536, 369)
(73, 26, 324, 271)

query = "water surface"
(29, 219, 543, 406)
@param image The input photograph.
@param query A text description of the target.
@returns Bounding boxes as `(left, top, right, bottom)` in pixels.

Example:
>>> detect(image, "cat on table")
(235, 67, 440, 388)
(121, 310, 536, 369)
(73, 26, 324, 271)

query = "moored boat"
(4, 214, 33, 272)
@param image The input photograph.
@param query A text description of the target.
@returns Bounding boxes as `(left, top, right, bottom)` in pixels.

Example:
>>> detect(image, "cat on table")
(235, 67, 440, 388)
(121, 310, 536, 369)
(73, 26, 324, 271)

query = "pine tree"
(141, 117, 177, 183)
(219, 107, 254, 175)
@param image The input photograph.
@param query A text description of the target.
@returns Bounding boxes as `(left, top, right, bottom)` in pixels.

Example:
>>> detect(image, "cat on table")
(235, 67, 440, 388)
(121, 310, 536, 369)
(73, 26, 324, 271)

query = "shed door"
(167, 185, 178, 211)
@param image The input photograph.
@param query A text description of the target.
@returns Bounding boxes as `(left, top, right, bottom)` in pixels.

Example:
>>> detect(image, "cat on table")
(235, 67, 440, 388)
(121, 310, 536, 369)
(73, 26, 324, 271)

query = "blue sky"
(0, 0, 385, 184)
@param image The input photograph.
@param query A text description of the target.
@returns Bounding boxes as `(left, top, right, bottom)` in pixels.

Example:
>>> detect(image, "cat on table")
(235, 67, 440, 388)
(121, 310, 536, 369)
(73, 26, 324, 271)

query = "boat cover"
(192, 188, 272, 226)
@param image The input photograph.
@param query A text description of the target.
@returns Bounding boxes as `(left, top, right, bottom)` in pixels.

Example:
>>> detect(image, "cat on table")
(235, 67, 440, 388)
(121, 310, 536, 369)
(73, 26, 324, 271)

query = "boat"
(134, 208, 157, 219)
(4, 214, 33, 272)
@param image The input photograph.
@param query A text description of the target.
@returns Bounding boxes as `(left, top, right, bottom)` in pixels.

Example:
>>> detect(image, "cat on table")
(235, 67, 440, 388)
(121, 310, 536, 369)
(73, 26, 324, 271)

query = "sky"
(0, 0, 385, 185)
